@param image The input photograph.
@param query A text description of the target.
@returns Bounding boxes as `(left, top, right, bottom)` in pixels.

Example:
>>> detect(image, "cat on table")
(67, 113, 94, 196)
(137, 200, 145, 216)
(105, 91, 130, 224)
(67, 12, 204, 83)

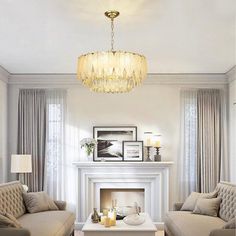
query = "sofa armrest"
(209, 229, 235, 236)
(0, 228, 31, 236)
(54, 200, 67, 210)
(173, 202, 184, 211)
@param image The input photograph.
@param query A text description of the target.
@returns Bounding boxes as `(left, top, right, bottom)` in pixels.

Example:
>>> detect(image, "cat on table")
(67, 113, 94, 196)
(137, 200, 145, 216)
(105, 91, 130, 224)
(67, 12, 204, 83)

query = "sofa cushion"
(0, 181, 26, 218)
(181, 191, 218, 211)
(23, 192, 58, 213)
(193, 197, 221, 217)
(165, 211, 226, 236)
(18, 211, 75, 236)
(215, 182, 236, 222)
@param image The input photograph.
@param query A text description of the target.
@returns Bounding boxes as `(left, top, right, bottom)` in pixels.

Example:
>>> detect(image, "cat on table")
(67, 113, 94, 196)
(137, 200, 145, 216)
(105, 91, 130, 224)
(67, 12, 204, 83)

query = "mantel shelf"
(72, 161, 174, 168)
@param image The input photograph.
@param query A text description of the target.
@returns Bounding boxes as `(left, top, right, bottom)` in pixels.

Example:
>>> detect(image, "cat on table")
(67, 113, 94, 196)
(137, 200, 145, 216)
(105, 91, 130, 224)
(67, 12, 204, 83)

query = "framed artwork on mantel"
(123, 141, 143, 162)
(93, 126, 137, 161)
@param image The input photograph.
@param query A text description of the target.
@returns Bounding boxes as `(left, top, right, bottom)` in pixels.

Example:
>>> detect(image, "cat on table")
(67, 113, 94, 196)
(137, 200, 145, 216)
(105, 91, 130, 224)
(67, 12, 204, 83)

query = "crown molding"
(8, 74, 79, 85)
(0, 66, 10, 83)
(8, 73, 228, 85)
(226, 65, 236, 82)
(146, 73, 227, 85)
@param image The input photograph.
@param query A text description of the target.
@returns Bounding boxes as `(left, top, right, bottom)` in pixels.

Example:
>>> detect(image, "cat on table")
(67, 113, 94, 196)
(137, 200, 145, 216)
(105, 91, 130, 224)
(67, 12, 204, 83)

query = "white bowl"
(123, 214, 145, 225)
(116, 206, 137, 217)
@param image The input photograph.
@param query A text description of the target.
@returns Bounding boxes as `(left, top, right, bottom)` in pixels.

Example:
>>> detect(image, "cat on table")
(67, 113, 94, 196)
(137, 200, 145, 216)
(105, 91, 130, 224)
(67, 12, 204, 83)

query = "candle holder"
(154, 147, 161, 162)
(145, 146, 153, 162)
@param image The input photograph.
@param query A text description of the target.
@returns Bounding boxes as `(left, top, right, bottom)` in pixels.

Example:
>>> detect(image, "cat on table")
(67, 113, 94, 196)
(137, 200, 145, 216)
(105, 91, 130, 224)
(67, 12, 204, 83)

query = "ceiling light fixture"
(77, 10, 147, 93)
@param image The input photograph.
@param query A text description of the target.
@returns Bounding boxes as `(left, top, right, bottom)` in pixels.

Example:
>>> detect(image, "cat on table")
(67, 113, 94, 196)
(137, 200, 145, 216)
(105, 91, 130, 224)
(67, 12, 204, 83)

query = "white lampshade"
(11, 154, 32, 173)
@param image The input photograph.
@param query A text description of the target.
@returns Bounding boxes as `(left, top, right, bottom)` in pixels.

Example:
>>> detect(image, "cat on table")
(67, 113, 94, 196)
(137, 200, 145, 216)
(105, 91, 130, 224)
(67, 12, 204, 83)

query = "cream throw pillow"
(181, 191, 218, 211)
(193, 197, 221, 217)
(0, 211, 21, 228)
(23, 191, 58, 213)
(223, 218, 236, 229)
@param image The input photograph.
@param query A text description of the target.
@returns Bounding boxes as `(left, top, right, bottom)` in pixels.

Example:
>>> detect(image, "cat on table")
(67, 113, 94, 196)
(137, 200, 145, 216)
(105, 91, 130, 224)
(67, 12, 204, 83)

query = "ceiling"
(0, 0, 235, 74)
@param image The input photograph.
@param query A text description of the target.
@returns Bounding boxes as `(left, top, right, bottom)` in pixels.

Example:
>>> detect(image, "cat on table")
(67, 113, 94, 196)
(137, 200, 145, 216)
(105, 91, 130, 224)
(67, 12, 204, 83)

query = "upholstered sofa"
(164, 182, 236, 236)
(0, 181, 75, 236)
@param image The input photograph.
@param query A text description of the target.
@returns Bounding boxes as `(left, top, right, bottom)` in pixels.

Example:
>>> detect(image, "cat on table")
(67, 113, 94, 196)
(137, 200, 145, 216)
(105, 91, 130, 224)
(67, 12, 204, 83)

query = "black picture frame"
(123, 141, 144, 162)
(93, 126, 137, 162)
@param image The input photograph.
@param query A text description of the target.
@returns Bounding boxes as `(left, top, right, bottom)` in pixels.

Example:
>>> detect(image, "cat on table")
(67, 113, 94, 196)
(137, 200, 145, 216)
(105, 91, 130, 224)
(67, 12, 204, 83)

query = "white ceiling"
(0, 0, 235, 74)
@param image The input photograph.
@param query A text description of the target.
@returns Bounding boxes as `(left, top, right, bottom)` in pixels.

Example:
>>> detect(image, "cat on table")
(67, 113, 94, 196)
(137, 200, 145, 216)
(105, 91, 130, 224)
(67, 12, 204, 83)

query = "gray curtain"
(17, 89, 46, 192)
(196, 89, 221, 193)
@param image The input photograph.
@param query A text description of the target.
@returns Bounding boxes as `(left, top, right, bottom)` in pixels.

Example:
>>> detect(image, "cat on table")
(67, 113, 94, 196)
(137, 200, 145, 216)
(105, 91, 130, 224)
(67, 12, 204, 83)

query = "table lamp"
(11, 154, 32, 191)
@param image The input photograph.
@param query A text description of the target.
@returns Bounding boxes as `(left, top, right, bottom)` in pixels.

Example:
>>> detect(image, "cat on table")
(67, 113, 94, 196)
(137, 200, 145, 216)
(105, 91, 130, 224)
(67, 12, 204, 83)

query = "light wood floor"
(75, 230, 164, 236)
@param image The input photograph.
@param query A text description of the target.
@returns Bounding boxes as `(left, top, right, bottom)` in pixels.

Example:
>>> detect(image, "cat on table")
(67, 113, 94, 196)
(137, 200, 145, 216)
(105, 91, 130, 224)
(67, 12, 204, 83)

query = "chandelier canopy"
(77, 11, 147, 93)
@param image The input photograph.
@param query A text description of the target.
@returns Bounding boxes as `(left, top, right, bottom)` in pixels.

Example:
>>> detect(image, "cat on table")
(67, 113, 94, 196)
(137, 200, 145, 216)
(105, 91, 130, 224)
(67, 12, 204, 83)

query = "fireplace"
(100, 188, 145, 212)
(73, 161, 173, 229)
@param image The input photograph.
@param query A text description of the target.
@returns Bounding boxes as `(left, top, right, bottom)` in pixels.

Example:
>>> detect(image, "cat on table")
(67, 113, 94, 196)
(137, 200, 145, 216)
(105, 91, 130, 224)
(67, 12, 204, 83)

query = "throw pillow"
(181, 190, 218, 211)
(23, 191, 58, 213)
(223, 218, 236, 229)
(0, 211, 21, 228)
(193, 197, 221, 217)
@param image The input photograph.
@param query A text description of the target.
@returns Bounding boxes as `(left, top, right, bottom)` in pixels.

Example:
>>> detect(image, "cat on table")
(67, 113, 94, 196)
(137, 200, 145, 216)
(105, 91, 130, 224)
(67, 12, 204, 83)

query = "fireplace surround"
(73, 161, 173, 229)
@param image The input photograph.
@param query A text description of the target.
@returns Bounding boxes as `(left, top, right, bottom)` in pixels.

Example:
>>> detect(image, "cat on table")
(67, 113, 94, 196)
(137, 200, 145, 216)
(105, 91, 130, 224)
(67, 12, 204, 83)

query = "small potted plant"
(80, 138, 97, 159)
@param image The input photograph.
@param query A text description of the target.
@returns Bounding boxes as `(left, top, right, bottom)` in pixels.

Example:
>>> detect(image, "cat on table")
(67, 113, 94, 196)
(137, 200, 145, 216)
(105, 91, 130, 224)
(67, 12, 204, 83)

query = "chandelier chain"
(111, 18, 114, 51)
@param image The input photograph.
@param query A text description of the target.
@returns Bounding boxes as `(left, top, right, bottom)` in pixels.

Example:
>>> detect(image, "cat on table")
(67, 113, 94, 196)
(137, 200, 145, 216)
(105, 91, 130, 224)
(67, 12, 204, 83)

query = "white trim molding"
(7, 73, 228, 85)
(0, 66, 10, 83)
(226, 66, 236, 82)
(0, 62, 234, 85)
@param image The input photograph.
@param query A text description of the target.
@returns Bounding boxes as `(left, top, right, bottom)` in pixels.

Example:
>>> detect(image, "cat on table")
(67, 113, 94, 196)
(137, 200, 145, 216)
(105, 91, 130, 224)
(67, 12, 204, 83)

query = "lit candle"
(155, 140, 161, 148)
(144, 132, 153, 146)
(153, 134, 162, 147)
(100, 216, 106, 225)
(110, 218, 116, 226)
(109, 210, 116, 226)
(104, 217, 111, 227)
(103, 209, 108, 216)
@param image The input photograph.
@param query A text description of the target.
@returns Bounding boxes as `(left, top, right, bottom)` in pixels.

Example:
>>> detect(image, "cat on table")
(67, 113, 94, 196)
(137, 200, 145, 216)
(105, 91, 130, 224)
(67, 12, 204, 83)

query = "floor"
(75, 230, 164, 236)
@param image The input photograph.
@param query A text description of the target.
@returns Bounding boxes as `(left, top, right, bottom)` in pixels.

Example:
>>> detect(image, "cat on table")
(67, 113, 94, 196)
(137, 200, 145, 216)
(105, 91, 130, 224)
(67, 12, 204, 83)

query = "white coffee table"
(82, 213, 157, 236)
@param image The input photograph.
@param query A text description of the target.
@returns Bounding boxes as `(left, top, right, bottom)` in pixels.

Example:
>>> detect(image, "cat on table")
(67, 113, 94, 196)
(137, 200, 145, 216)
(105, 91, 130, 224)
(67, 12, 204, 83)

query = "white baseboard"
(75, 222, 164, 231)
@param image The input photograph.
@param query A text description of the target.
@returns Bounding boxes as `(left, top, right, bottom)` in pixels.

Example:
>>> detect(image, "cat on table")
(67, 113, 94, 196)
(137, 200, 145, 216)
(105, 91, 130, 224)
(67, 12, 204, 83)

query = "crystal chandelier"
(77, 10, 147, 93)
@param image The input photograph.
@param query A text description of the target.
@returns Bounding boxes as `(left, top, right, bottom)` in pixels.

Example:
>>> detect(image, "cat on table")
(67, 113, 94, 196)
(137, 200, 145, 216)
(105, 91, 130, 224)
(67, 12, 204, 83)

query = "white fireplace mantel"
(73, 161, 174, 229)
(73, 161, 173, 168)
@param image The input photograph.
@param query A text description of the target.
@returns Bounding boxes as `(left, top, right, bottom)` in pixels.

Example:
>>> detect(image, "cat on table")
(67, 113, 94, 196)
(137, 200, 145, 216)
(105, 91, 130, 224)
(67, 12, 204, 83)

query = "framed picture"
(123, 141, 143, 162)
(93, 126, 137, 161)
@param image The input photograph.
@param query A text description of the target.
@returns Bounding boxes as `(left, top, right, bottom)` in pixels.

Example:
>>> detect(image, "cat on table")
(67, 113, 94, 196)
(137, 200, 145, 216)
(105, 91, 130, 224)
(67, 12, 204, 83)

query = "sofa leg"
(71, 230, 75, 236)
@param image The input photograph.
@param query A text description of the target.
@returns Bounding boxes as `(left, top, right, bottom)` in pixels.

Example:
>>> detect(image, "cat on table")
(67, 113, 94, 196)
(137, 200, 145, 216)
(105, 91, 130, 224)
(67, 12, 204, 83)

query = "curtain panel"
(179, 90, 197, 200)
(179, 89, 229, 200)
(197, 89, 229, 192)
(44, 90, 66, 200)
(17, 89, 46, 192)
